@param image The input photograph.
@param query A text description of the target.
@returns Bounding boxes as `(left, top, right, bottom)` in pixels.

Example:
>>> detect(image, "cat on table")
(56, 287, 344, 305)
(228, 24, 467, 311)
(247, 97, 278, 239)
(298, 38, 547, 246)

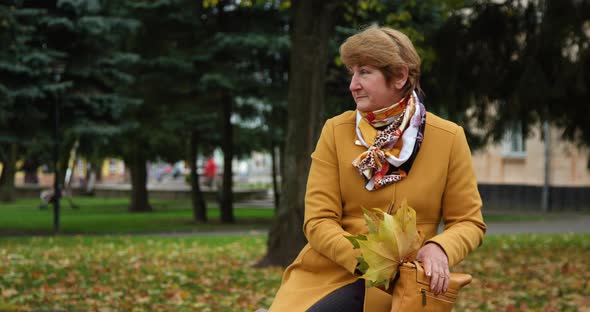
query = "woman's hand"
(416, 243, 449, 295)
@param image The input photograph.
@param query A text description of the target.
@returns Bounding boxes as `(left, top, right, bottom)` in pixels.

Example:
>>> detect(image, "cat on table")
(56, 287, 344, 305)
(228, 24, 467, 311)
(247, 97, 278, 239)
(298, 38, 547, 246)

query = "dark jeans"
(306, 279, 365, 312)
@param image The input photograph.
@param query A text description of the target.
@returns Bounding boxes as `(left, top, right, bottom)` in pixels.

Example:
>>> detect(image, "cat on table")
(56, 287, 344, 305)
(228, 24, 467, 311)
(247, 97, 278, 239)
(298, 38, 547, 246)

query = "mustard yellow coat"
(269, 111, 486, 312)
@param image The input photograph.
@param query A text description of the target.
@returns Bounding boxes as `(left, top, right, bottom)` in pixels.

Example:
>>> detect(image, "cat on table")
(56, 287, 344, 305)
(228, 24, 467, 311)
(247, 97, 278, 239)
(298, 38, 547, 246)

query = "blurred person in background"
(204, 156, 217, 188)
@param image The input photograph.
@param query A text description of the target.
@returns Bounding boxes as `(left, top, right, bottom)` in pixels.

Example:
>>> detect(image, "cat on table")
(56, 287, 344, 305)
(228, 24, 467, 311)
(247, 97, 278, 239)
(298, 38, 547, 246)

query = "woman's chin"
(356, 106, 375, 113)
(355, 102, 372, 112)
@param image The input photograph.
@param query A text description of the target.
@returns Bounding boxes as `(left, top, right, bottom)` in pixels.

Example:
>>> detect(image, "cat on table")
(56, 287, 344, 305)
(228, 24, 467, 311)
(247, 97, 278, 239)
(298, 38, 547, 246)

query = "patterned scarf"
(352, 92, 426, 191)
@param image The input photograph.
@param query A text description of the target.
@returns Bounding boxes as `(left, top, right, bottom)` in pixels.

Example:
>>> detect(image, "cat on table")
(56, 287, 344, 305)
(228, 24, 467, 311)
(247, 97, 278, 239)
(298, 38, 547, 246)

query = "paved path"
(483, 214, 590, 234)
(236, 196, 590, 235)
(143, 214, 590, 238)
(237, 196, 590, 235)
(236, 195, 590, 234)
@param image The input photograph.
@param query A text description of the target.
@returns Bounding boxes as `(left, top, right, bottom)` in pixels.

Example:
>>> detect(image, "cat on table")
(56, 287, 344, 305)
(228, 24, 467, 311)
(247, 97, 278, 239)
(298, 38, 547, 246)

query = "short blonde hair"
(340, 26, 421, 97)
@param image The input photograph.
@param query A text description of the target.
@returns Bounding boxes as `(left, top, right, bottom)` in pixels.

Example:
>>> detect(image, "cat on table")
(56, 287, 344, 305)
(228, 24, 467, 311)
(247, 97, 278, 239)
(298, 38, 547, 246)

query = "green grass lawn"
(0, 234, 588, 311)
(0, 197, 274, 235)
(0, 197, 578, 235)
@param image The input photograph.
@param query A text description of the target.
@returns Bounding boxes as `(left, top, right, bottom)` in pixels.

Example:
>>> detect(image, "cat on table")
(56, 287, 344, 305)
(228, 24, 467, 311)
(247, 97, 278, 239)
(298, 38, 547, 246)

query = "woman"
(269, 26, 486, 312)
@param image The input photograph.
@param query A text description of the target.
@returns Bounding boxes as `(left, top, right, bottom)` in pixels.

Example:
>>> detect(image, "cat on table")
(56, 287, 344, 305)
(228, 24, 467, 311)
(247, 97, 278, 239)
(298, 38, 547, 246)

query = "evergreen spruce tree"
(0, 0, 140, 204)
(0, 2, 65, 202)
(119, 0, 290, 218)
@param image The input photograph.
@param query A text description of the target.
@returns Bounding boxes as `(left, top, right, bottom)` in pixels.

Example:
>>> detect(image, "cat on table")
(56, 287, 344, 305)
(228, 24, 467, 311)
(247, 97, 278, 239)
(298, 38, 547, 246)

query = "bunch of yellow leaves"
(345, 199, 421, 289)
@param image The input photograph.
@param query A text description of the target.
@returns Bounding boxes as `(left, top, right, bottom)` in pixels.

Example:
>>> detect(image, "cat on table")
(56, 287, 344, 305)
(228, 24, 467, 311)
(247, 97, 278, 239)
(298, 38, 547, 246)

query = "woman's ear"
(393, 65, 409, 90)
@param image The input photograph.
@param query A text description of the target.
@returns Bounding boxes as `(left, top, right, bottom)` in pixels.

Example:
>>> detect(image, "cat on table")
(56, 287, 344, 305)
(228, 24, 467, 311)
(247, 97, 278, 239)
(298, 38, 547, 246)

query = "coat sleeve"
(426, 126, 487, 267)
(303, 118, 360, 274)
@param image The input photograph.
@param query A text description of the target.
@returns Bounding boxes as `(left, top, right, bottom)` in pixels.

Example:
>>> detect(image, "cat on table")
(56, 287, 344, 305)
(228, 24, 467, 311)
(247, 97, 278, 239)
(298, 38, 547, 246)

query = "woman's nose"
(349, 74, 361, 92)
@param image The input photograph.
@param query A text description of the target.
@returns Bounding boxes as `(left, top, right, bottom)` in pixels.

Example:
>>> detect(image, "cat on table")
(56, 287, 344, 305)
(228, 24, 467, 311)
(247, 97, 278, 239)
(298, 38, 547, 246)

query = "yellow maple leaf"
(391, 199, 421, 261)
(345, 199, 421, 289)
(357, 235, 397, 288)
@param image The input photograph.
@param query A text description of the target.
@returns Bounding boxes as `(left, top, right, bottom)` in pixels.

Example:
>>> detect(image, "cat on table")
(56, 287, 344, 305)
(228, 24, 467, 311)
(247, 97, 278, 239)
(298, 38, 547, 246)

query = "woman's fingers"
(431, 265, 444, 295)
(431, 264, 450, 295)
(442, 271, 450, 294)
(417, 243, 450, 295)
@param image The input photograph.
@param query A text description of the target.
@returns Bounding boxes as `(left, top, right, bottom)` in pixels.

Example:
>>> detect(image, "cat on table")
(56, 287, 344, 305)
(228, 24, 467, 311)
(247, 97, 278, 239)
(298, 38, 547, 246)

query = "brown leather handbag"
(390, 261, 472, 312)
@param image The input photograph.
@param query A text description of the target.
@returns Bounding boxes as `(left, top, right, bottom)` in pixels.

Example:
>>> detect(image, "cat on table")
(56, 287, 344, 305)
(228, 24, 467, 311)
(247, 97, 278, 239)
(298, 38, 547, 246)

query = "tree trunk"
(189, 130, 207, 222)
(65, 140, 80, 190)
(220, 93, 234, 223)
(541, 119, 551, 212)
(57, 139, 75, 192)
(23, 156, 39, 184)
(92, 158, 103, 182)
(0, 143, 17, 202)
(270, 140, 280, 211)
(279, 141, 286, 191)
(127, 146, 151, 212)
(257, 0, 341, 267)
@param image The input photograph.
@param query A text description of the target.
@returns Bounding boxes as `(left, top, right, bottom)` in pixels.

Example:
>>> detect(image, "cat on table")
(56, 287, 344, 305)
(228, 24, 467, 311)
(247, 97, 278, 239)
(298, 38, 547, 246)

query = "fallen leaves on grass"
(0, 234, 589, 311)
(453, 234, 590, 312)
(0, 236, 282, 312)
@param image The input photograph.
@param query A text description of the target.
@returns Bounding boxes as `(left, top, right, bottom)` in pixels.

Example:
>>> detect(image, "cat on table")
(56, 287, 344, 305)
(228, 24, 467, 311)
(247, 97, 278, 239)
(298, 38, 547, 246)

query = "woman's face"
(349, 64, 402, 112)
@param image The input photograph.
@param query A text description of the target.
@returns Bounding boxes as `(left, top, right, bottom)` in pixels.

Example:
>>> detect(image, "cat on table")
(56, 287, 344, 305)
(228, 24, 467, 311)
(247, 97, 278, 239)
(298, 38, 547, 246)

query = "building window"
(502, 121, 526, 158)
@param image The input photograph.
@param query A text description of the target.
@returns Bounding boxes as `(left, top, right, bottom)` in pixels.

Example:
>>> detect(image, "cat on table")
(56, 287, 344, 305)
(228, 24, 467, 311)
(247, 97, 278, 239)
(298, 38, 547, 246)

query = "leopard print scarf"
(352, 92, 426, 191)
